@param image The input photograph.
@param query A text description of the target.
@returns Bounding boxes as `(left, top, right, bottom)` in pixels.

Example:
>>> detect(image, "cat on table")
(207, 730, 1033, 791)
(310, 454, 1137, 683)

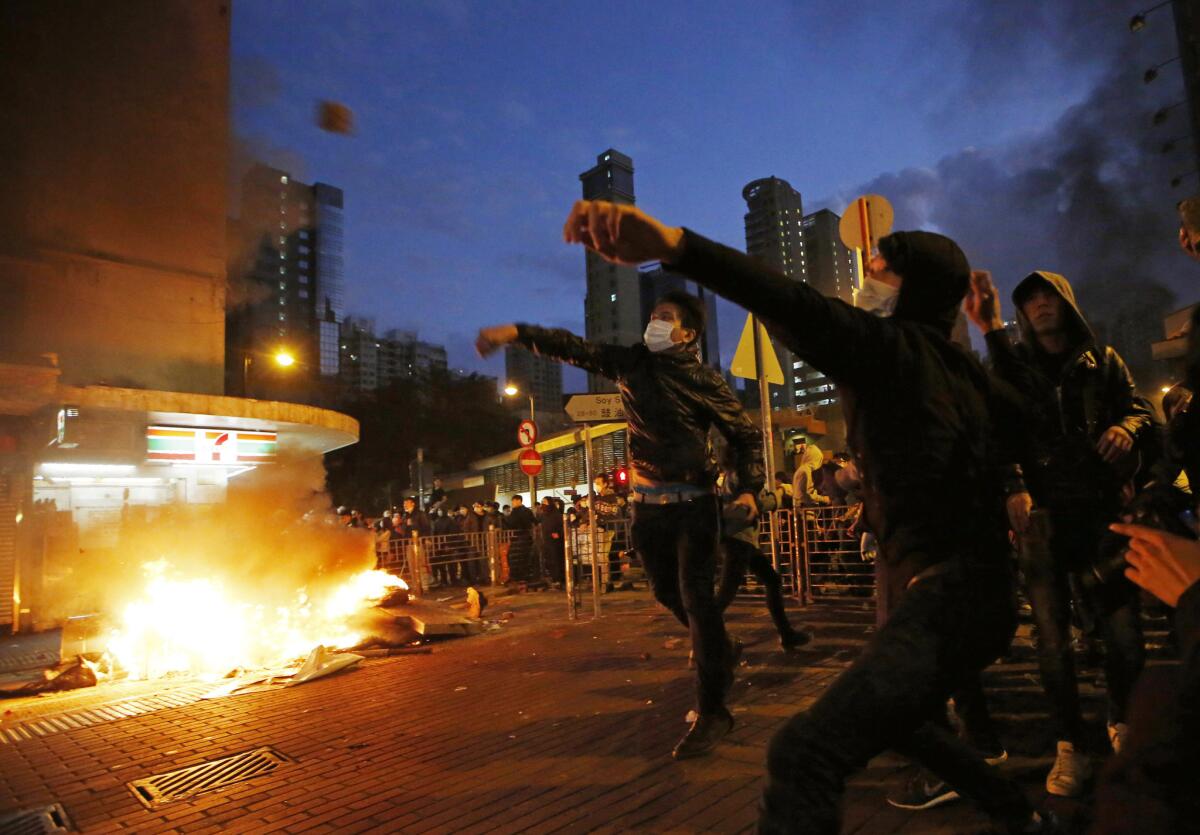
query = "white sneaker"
(1107, 722, 1129, 754)
(1045, 740, 1091, 797)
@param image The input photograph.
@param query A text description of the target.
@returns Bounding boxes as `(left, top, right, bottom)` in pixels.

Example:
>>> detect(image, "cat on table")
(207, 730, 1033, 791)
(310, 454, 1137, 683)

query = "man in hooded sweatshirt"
(562, 200, 1051, 834)
(475, 289, 764, 760)
(965, 270, 1151, 797)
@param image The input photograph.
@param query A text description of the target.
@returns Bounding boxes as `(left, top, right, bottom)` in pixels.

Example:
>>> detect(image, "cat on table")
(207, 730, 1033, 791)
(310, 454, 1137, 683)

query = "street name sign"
(563, 393, 626, 423)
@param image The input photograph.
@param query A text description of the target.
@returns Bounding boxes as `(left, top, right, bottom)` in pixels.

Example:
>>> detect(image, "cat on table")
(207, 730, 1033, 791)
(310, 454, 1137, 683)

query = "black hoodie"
(984, 270, 1153, 508)
(670, 229, 1028, 600)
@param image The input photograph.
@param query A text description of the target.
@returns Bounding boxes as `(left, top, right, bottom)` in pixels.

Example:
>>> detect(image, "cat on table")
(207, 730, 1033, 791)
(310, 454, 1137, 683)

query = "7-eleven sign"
(147, 426, 278, 464)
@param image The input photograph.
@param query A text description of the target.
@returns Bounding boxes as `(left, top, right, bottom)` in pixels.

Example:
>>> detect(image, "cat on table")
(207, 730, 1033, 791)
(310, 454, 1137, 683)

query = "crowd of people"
(468, 196, 1200, 834)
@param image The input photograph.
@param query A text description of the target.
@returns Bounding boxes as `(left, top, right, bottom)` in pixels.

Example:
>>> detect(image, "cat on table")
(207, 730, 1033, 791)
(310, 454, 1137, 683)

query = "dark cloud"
(825, 0, 1190, 386)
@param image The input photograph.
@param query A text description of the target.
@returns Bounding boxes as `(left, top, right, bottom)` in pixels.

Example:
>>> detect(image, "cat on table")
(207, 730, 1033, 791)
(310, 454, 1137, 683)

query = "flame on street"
(105, 563, 407, 680)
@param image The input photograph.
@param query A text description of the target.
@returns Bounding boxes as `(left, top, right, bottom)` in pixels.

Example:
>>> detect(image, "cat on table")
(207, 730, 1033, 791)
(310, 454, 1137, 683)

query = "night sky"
(231, 0, 1193, 389)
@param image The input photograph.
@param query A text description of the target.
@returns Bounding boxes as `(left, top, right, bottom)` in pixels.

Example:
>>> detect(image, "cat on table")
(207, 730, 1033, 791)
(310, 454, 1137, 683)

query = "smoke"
(41, 455, 376, 629)
(825, 0, 1190, 385)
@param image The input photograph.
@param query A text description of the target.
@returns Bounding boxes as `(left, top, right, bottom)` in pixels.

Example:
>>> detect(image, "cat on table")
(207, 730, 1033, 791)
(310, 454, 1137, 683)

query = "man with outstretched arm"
(562, 200, 1052, 834)
(476, 289, 763, 760)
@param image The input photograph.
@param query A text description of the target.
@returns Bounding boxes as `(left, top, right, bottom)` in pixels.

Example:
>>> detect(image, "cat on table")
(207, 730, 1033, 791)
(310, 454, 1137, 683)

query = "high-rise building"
(579, 149, 642, 393)
(785, 208, 859, 411)
(742, 177, 806, 410)
(800, 209, 856, 304)
(228, 165, 344, 397)
(504, 345, 564, 420)
(338, 319, 448, 392)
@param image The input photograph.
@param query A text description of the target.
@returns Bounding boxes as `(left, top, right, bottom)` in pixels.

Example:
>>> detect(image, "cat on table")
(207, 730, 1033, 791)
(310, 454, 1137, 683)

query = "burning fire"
(105, 560, 407, 680)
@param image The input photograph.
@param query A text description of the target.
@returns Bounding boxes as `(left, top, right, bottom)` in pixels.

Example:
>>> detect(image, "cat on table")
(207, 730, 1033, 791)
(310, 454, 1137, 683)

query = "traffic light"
(613, 466, 629, 495)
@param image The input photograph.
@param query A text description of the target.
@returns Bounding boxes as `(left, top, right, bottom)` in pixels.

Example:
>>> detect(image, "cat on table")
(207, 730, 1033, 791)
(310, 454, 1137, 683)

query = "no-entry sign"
(518, 448, 543, 476)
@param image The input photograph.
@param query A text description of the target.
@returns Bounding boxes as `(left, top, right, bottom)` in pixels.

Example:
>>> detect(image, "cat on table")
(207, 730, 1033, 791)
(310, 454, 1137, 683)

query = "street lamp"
(1129, 0, 1172, 32)
(1144, 56, 1180, 84)
(1153, 100, 1186, 126)
(242, 347, 297, 396)
(505, 383, 537, 504)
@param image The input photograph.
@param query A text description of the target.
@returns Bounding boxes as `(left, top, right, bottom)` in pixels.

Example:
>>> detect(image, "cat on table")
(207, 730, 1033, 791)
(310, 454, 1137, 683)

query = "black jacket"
(669, 229, 1027, 597)
(985, 271, 1153, 508)
(512, 325, 764, 493)
(505, 504, 535, 533)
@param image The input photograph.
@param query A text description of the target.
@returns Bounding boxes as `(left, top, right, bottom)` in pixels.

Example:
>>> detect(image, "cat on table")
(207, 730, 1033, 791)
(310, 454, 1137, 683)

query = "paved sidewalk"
(0, 588, 1155, 833)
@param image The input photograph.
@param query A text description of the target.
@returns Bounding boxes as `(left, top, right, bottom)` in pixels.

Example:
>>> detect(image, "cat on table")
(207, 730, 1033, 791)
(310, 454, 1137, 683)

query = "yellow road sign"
(730, 315, 784, 385)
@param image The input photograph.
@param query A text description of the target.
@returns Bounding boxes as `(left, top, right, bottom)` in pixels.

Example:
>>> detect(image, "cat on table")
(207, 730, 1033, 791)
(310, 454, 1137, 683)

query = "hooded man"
(965, 270, 1151, 797)
(562, 200, 1049, 834)
(476, 289, 764, 760)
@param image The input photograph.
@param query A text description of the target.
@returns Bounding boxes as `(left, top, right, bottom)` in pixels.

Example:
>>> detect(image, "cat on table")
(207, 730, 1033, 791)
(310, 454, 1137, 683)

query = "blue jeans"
(757, 557, 1032, 834)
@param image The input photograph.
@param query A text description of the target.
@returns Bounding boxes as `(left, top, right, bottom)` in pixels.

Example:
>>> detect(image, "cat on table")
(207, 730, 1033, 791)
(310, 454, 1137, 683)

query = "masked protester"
(562, 199, 1051, 834)
(476, 290, 764, 760)
(964, 270, 1152, 797)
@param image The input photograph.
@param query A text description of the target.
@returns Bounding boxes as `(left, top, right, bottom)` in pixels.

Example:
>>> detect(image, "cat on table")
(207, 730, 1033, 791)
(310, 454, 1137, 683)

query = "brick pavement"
(0, 588, 1161, 833)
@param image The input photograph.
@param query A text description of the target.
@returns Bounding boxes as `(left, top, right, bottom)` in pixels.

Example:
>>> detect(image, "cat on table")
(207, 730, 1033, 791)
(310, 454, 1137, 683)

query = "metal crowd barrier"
(375, 528, 519, 594)
(564, 517, 639, 592)
(795, 503, 874, 603)
(725, 509, 801, 601)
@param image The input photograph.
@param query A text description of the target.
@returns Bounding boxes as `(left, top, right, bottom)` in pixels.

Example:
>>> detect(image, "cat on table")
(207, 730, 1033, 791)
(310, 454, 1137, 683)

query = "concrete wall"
(0, 0, 231, 394)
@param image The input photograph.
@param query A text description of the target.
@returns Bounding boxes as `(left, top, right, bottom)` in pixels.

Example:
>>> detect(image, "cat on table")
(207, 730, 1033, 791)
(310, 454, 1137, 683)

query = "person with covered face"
(965, 270, 1152, 796)
(561, 200, 1049, 833)
(476, 289, 764, 760)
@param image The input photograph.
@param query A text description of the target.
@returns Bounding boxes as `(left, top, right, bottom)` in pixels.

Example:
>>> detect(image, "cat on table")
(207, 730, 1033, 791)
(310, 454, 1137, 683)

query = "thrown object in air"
(317, 100, 354, 134)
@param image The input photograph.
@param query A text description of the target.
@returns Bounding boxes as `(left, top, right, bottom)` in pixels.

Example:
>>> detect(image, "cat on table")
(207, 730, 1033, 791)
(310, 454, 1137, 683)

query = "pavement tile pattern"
(0, 589, 1168, 833)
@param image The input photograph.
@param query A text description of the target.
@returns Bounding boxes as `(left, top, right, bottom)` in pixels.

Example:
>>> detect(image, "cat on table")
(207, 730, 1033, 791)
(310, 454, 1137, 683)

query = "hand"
(1110, 522, 1200, 607)
(1097, 425, 1134, 464)
(732, 492, 758, 521)
(563, 200, 685, 265)
(1006, 491, 1033, 535)
(475, 324, 518, 357)
(963, 270, 1004, 333)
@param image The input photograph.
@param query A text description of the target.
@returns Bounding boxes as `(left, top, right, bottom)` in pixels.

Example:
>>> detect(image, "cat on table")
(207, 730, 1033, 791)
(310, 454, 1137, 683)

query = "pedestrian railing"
(796, 504, 874, 604)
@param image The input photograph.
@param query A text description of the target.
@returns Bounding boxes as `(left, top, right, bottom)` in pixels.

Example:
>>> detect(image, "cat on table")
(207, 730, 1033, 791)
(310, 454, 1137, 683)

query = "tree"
(326, 371, 518, 512)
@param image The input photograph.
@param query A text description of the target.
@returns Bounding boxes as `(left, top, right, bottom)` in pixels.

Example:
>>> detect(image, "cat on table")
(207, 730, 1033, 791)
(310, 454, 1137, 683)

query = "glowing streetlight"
(274, 350, 296, 368)
(505, 383, 538, 503)
(1162, 385, 1173, 394)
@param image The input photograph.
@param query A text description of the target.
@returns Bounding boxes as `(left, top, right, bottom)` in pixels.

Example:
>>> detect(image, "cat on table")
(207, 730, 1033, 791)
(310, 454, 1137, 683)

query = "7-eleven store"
(2, 372, 358, 631)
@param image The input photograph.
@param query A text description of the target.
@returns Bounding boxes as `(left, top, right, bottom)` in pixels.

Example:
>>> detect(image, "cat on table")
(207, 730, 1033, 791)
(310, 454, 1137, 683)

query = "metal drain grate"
(128, 747, 292, 808)
(0, 803, 74, 834)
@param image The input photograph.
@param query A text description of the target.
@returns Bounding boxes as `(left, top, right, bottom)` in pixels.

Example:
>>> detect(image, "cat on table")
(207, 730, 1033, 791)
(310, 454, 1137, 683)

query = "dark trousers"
(758, 559, 1032, 834)
(631, 496, 730, 715)
(716, 537, 796, 642)
(1019, 509, 1145, 742)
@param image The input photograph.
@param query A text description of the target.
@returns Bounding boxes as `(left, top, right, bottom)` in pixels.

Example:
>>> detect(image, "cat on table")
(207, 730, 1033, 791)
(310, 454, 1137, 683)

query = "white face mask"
(856, 276, 900, 317)
(643, 319, 678, 352)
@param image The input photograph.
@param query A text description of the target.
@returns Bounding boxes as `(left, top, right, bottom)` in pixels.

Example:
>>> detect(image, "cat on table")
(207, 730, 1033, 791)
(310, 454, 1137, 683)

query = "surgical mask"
(643, 319, 677, 352)
(856, 277, 900, 317)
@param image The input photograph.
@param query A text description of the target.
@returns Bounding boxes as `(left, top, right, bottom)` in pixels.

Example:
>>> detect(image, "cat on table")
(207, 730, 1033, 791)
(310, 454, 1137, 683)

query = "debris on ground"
(663, 638, 684, 650)
(466, 586, 488, 619)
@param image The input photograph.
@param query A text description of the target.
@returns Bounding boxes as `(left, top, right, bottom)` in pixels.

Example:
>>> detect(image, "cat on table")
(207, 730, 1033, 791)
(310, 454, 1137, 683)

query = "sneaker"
(1045, 740, 1091, 797)
(983, 748, 1009, 766)
(886, 769, 959, 810)
(671, 709, 733, 759)
(1107, 722, 1128, 755)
